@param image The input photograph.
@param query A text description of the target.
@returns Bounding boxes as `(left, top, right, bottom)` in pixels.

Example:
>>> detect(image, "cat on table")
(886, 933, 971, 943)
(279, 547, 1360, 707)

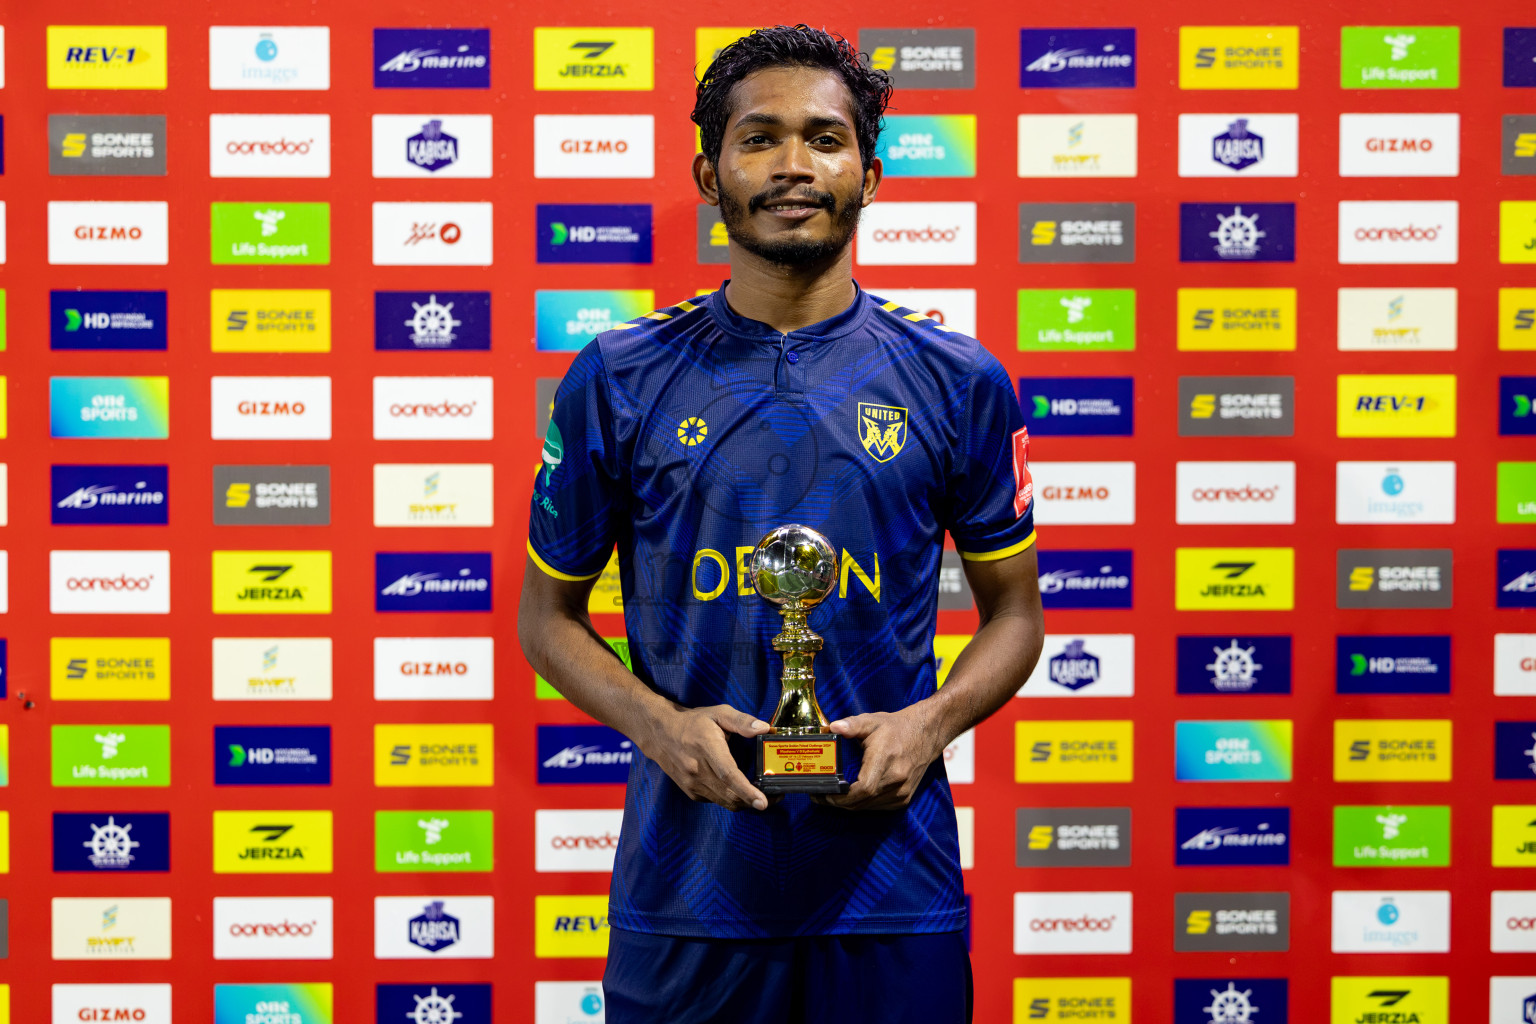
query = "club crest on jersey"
(858, 403, 908, 462)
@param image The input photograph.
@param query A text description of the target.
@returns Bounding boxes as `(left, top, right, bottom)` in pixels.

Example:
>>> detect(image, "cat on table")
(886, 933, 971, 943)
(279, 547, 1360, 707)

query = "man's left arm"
(818, 545, 1043, 810)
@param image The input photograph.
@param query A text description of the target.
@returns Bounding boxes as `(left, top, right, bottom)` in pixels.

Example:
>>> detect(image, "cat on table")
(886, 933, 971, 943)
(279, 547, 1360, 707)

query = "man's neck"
(722, 245, 857, 334)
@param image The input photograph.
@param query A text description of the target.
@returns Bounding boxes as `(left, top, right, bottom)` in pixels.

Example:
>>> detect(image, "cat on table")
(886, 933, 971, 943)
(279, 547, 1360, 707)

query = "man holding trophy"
(521, 25, 1044, 1024)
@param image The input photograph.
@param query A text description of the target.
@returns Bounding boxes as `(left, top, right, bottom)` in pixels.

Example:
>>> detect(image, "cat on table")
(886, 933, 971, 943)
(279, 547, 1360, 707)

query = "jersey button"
(786, 351, 800, 364)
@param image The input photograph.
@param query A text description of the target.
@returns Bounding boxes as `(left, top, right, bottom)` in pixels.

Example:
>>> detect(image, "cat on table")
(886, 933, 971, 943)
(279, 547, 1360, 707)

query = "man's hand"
(640, 704, 771, 812)
(814, 707, 946, 811)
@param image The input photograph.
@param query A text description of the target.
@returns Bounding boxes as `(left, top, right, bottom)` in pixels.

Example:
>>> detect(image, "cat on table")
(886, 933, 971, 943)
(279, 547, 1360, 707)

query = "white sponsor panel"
(1176, 462, 1296, 525)
(535, 982, 607, 1024)
(48, 201, 168, 265)
(1330, 890, 1450, 953)
(1337, 287, 1457, 351)
(208, 26, 331, 90)
(373, 463, 495, 527)
(1335, 462, 1456, 525)
(0, 550, 8, 612)
(0, 202, 6, 263)
(209, 114, 331, 177)
(1013, 891, 1132, 954)
(212, 637, 333, 701)
(1177, 113, 1299, 177)
(374, 637, 494, 701)
(956, 806, 975, 870)
(373, 377, 494, 441)
(1492, 891, 1536, 952)
(52, 897, 172, 959)
(372, 115, 492, 178)
(1030, 462, 1136, 525)
(0, 464, 10, 525)
(53, 984, 173, 1024)
(865, 288, 977, 337)
(856, 202, 976, 266)
(213, 896, 334, 959)
(1018, 114, 1138, 178)
(50, 550, 169, 615)
(535, 809, 623, 873)
(0, 27, 6, 88)
(534, 115, 655, 179)
(1339, 113, 1460, 177)
(210, 376, 332, 440)
(1020, 634, 1135, 698)
(1491, 977, 1536, 1024)
(1495, 634, 1536, 696)
(372, 202, 493, 266)
(942, 727, 975, 784)
(373, 896, 494, 959)
(1338, 200, 1459, 265)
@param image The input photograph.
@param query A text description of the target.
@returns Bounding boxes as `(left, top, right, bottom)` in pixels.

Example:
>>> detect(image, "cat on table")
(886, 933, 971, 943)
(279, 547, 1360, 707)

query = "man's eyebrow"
(731, 112, 852, 130)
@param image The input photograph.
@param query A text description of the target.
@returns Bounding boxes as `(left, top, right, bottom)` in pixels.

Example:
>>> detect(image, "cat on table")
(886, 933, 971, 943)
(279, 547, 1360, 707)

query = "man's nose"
(770, 139, 816, 181)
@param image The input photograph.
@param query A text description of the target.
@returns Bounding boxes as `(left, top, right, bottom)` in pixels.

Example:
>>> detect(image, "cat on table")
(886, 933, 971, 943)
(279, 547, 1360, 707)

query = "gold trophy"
(750, 524, 850, 794)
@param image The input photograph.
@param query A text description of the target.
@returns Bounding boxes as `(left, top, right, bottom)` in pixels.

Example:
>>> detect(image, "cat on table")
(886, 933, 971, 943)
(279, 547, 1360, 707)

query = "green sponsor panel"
(375, 810, 494, 872)
(537, 636, 632, 699)
(1018, 289, 1135, 351)
(1333, 804, 1450, 866)
(1497, 462, 1536, 524)
(52, 724, 171, 786)
(1340, 26, 1459, 88)
(0, 289, 8, 351)
(211, 202, 331, 265)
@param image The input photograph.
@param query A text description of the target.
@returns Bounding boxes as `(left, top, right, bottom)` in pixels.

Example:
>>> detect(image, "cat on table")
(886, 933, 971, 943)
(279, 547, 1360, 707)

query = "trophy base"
(755, 734, 850, 795)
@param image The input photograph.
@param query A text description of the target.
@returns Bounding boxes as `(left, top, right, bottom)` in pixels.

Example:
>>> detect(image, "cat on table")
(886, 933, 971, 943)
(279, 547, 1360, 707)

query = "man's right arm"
(518, 556, 771, 812)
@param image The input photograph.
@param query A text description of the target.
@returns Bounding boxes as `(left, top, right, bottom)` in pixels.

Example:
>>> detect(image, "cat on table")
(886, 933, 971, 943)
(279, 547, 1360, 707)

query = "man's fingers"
(828, 713, 883, 739)
(700, 733, 768, 811)
(708, 705, 771, 738)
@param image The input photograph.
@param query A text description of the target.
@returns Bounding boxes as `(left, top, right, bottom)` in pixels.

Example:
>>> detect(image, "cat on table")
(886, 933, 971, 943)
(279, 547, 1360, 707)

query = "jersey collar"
(706, 279, 872, 343)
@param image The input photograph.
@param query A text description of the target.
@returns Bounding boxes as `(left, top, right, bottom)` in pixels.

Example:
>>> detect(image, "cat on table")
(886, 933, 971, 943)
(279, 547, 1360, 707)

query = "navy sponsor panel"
(537, 724, 635, 784)
(53, 811, 171, 872)
(1037, 549, 1133, 609)
(1495, 721, 1536, 780)
(536, 203, 653, 264)
(1179, 203, 1296, 263)
(1174, 979, 1288, 1023)
(0, 639, 6, 700)
(376, 983, 491, 1024)
(375, 291, 491, 350)
(374, 28, 491, 89)
(376, 553, 493, 612)
(1499, 549, 1536, 608)
(1176, 636, 1292, 695)
(1335, 635, 1450, 695)
(1019, 28, 1136, 88)
(1507, 28, 1536, 88)
(1017, 376, 1134, 436)
(1175, 807, 1291, 866)
(1501, 376, 1536, 436)
(52, 465, 170, 525)
(214, 725, 332, 785)
(50, 290, 167, 350)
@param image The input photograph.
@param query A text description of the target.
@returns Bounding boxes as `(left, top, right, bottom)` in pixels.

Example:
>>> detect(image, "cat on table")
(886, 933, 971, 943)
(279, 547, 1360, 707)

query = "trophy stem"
(768, 599, 829, 735)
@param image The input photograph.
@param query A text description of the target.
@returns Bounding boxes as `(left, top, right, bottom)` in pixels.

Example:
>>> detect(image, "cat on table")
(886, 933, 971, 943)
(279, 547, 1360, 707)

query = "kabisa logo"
(47, 26, 167, 90)
(1014, 807, 1132, 867)
(408, 900, 460, 953)
(1336, 636, 1450, 694)
(378, 896, 494, 958)
(1176, 720, 1294, 782)
(407, 120, 457, 172)
(374, 29, 490, 88)
(1020, 634, 1134, 698)
(856, 28, 975, 88)
(51, 465, 168, 525)
(1176, 635, 1292, 695)
(1175, 979, 1288, 1023)
(53, 812, 170, 872)
(1503, 377, 1536, 436)
(534, 289, 655, 352)
(1495, 721, 1536, 780)
(1333, 805, 1451, 867)
(1035, 550, 1132, 609)
(1331, 891, 1450, 953)
(1179, 203, 1296, 262)
(375, 291, 491, 351)
(376, 553, 492, 612)
(1336, 549, 1453, 610)
(215, 726, 331, 785)
(212, 810, 333, 873)
(1178, 26, 1299, 90)
(1178, 376, 1294, 437)
(377, 984, 491, 1024)
(209, 27, 331, 91)
(1014, 721, 1134, 783)
(51, 290, 166, 351)
(1177, 113, 1299, 177)
(537, 724, 634, 784)
(49, 377, 170, 439)
(1333, 719, 1452, 782)
(534, 28, 655, 91)
(1176, 892, 1290, 952)
(1018, 202, 1136, 265)
(214, 984, 334, 1024)
(371, 115, 491, 178)
(1019, 377, 1134, 436)
(1019, 28, 1136, 88)
(1501, 550, 1536, 609)
(1175, 807, 1291, 866)
(537, 203, 653, 263)
(49, 115, 166, 176)
(1049, 640, 1098, 691)
(212, 551, 333, 615)
(1211, 118, 1264, 170)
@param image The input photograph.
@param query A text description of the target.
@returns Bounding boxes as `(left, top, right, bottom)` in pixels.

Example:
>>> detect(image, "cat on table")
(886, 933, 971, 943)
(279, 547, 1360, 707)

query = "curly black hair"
(693, 25, 893, 173)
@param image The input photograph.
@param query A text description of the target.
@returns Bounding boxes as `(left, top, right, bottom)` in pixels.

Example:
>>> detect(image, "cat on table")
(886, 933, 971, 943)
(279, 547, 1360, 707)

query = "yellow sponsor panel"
(0, 983, 8, 1024)
(1333, 719, 1452, 782)
(375, 724, 494, 787)
(210, 289, 332, 352)
(1176, 288, 1297, 351)
(1015, 721, 1134, 782)
(1179, 26, 1299, 90)
(1336, 374, 1456, 438)
(1175, 548, 1294, 611)
(47, 26, 168, 90)
(1014, 978, 1131, 1023)
(696, 28, 753, 75)
(587, 550, 624, 613)
(1500, 201, 1536, 264)
(934, 635, 972, 688)
(0, 812, 9, 873)
(535, 894, 611, 957)
(1492, 805, 1536, 866)
(0, 377, 8, 439)
(534, 28, 654, 91)
(211, 550, 333, 614)
(1500, 288, 1536, 350)
(212, 809, 333, 873)
(1329, 976, 1447, 1024)
(51, 637, 170, 700)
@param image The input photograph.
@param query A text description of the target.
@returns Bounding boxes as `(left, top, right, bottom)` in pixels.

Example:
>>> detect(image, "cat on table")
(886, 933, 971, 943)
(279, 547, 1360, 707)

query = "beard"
(717, 180, 863, 265)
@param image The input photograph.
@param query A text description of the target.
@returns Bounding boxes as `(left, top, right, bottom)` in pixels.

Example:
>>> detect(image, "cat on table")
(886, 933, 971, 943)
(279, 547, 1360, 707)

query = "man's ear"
(693, 152, 720, 206)
(861, 156, 883, 208)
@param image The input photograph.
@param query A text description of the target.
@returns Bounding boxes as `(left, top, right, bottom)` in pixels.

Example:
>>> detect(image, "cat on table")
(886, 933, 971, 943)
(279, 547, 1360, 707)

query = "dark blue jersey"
(528, 284, 1036, 938)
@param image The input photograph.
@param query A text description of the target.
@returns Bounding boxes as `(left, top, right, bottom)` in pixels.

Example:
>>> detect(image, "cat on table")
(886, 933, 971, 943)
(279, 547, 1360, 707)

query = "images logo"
(47, 26, 167, 90)
(537, 203, 652, 263)
(49, 377, 169, 439)
(537, 724, 634, 784)
(856, 28, 974, 88)
(1176, 288, 1297, 351)
(49, 115, 165, 176)
(375, 553, 492, 613)
(1014, 721, 1134, 783)
(534, 289, 654, 351)
(1179, 203, 1296, 262)
(208, 27, 331, 91)
(1016, 114, 1137, 177)
(1175, 636, 1292, 695)
(374, 28, 490, 88)
(212, 810, 333, 873)
(1017, 289, 1135, 351)
(49, 550, 169, 615)
(1335, 461, 1455, 524)
(213, 897, 333, 959)
(375, 724, 494, 786)
(1015, 807, 1131, 867)
(1339, 201, 1459, 264)
(1175, 892, 1290, 951)
(1175, 548, 1295, 611)
(50, 636, 170, 701)
(375, 896, 494, 958)
(1019, 28, 1135, 88)
(1018, 202, 1135, 265)
(1328, 977, 1447, 1024)
(1179, 26, 1299, 89)
(876, 115, 976, 177)
(53, 812, 170, 872)
(211, 289, 331, 353)
(1020, 634, 1134, 697)
(376, 810, 493, 872)
(1175, 980, 1288, 1023)
(1036, 550, 1132, 610)
(1019, 377, 1133, 436)
(1333, 720, 1452, 781)
(1336, 549, 1453, 610)
(1012, 891, 1132, 954)
(215, 726, 331, 785)
(51, 291, 166, 351)
(534, 114, 655, 179)
(51, 465, 168, 525)
(377, 985, 491, 1024)
(213, 466, 330, 526)
(375, 291, 490, 351)
(857, 202, 977, 265)
(1331, 890, 1450, 953)
(1337, 636, 1450, 694)
(1178, 113, 1299, 177)
(1341, 26, 1459, 88)
(1176, 721, 1293, 782)
(1175, 807, 1290, 866)
(211, 551, 333, 614)
(214, 985, 332, 1024)
(51, 725, 170, 787)
(212, 637, 333, 702)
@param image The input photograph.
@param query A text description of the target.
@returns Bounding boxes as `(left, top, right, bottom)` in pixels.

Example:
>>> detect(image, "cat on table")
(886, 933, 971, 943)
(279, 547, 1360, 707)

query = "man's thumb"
(711, 705, 770, 737)
(829, 714, 879, 738)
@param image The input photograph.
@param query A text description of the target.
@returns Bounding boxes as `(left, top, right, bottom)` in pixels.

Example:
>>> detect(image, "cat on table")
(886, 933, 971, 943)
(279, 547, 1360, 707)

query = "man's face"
(707, 66, 879, 265)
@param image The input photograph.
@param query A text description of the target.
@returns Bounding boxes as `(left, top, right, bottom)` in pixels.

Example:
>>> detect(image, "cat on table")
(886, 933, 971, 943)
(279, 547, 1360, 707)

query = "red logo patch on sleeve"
(1011, 426, 1033, 518)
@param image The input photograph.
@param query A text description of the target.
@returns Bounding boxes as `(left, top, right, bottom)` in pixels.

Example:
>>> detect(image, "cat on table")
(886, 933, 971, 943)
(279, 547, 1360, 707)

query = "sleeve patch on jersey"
(959, 531, 1037, 562)
(1012, 426, 1033, 519)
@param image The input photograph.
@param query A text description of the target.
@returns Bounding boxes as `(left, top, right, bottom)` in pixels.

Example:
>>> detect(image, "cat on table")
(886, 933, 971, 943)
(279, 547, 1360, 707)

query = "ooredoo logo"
(1338, 200, 1459, 264)
(857, 202, 976, 266)
(1492, 890, 1536, 951)
(1176, 462, 1296, 524)
(535, 809, 624, 872)
(1013, 891, 1131, 954)
(212, 897, 333, 959)
(209, 115, 331, 178)
(50, 550, 170, 614)
(210, 377, 332, 440)
(373, 377, 494, 440)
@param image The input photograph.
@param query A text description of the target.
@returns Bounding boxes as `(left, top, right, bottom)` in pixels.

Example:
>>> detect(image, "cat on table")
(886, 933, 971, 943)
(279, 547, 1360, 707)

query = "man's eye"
(814, 135, 840, 145)
(744, 134, 771, 144)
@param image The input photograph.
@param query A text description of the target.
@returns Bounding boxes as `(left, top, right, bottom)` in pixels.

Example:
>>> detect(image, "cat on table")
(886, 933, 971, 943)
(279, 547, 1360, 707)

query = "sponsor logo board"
(1012, 979, 1130, 1023)
(1336, 461, 1455, 524)
(51, 465, 168, 525)
(376, 810, 494, 873)
(1336, 636, 1450, 695)
(1176, 721, 1294, 781)
(1028, 462, 1135, 525)
(208, 114, 330, 177)
(1339, 113, 1460, 176)
(211, 202, 329, 265)
(1176, 462, 1295, 524)
(1036, 550, 1133, 609)
(535, 894, 609, 958)
(210, 550, 332, 614)
(211, 289, 330, 353)
(47, 26, 167, 90)
(1179, 26, 1300, 89)
(52, 812, 170, 872)
(1334, 805, 1450, 867)
(1178, 376, 1294, 436)
(538, 724, 634, 784)
(49, 551, 169, 614)
(868, 289, 977, 337)
(1177, 113, 1299, 177)
(1176, 287, 1297, 351)
(51, 898, 171, 959)
(212, 897, 333, 959)
(212, 810, 333, 873)
(1337, 288, 1457, 351)
(1013, 891, 1131, 954)
(375, 724, 493, 786)
(375, 896, 494, 958)
(1496, 721, 1536, 780)
(1503, 115, 1536, 176)
(1018, 377, 1133, 436)
(534, 290, 654, 351)
(214, 985, 332, 1024)
(1018, 635, 1134, 698)
(1339, 201, 1459, 264)
(375, 291, 490, 351)
(1493, 805, 1536, 866)
(1333, 720, 1453, 781)
(533, 28, 653, 91)
(1331, 890, 1450, 953)
(857, 202, 976, 265)
(1175, 980, 1288, 1023)
(1491, 892, 1536, 952)
(1018, 202, 1134, 264)
(1018, 28, 1135, 88)
(535, 808, 623, 873)
(373, 202, 492, 266)
(1175, 892, 1290, 951)
(1329, 977, 1447, 1024)
(1175, 636, 1292, 695)
(213, 465, 330, 526)
(1016, 114, 1137, 177)
(51, 291, 166, 351)
(52, 985, 171, 1024)
(50, 377, 169, 439)
(534, 114, 655, 178)
(212, 638, 332, 701)
(374, 28, 490, 89)
(857, 28, 975, 89)
(1179, 202, 1296, 262)
(1340, 26, 1459, 89)
(48, 202, 168, 265)
(374, 637, 494, 700)
(1336, 549, 1453, 609)
(1337, 374, 1456, 436)
(536, 203, 650, 264)
(215, 725, 331, 785)
(1015, 807, 1131, 867)
(378, 985, 491, 1024)
(1017, 289, 1134, 351)
(1014, 721, 1134, 783)
(1496, 634, 1536, 696)
(877, 115, 976, 177)
(1501, 462, 1536, 524)
(375, 553, 492, 613)
(208, 27, 331, 91)
(1175, 548, 1295, 611)
(49, 115, 165, 176)
(373, 464, 494, 528)
(50, 637, 169, 700)
(1175, 807, 1291, 866)
(371, 115, 491, 178)
(1501, 289, 1536, 350)
(1503, 378, 1536, 435)
(373, 377, 492, 440)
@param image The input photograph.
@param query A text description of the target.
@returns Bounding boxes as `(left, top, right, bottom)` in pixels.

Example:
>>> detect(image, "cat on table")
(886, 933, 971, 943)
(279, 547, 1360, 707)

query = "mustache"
(747, 186, 837, 214)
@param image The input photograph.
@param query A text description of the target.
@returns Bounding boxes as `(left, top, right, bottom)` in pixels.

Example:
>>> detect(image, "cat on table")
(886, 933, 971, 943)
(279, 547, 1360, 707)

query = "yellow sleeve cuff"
(527, 541, 603, 582)
(957, 530, 1037, 563)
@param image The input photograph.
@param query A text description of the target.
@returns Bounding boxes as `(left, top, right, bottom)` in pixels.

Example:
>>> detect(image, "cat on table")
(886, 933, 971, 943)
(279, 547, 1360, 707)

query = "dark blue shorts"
(602, 927, 973, 1024)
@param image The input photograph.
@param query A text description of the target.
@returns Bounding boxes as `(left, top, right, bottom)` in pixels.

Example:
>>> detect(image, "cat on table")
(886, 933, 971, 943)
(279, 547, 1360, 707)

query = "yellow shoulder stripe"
(527, 541, 603, 582)
(958, 531, 1037, 563)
